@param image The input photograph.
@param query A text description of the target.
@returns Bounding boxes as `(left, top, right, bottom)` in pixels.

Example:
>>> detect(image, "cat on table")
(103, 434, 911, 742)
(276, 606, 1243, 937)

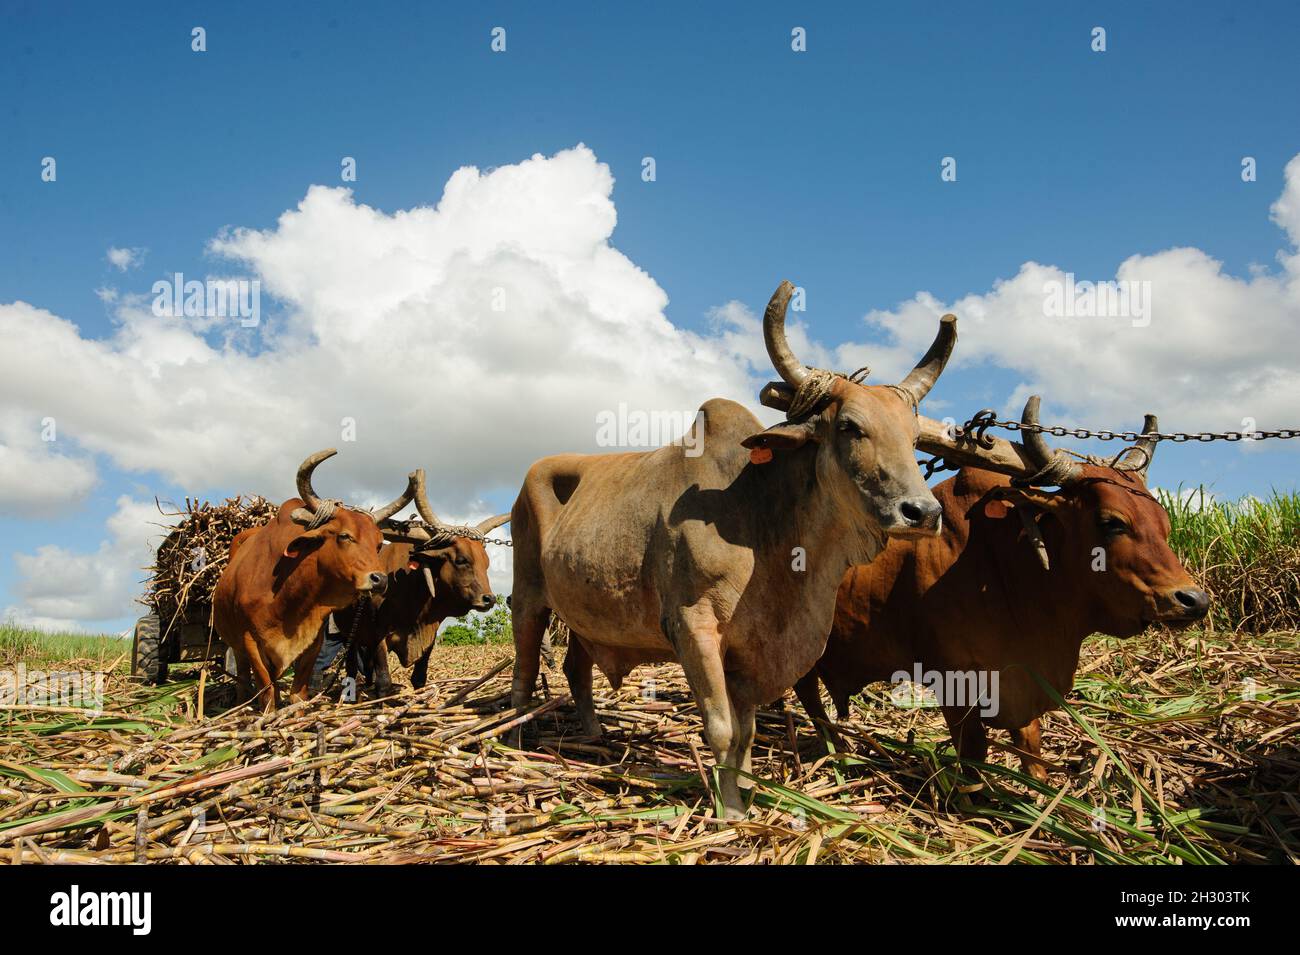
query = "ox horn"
(295, 448, 337, 512)
(1020, 396, 1083, 486)
(763, 280, 808, 388)
(475, 513, 510, 536)
(897, 314, 958, 406)
(1116, 413, 1158, 482)
(372, 471, 418, 522)
(916, 396, 1089, 487)
(411, 469, 443, 528)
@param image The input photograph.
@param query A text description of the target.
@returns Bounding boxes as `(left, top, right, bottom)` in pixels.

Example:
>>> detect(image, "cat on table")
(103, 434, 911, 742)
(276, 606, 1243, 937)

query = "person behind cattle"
(311, 470, 508, 698)
(795, 397, 1210, 781)
(212, 450, 414, 711)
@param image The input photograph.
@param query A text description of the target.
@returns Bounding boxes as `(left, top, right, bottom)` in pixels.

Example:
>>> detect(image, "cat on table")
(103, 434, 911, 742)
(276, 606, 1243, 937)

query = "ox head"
(382, 470, 507, 615)
(282, 448, 416, 598)
(746, 280, 950, 539)
(986, 398, 1210, 637)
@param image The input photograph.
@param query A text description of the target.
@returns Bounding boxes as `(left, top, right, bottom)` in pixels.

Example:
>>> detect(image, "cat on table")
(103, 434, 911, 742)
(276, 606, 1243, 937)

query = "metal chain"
(385, 516, 513, 548)
(921, 455, 960, 479)
(957, 408, 1300, 450)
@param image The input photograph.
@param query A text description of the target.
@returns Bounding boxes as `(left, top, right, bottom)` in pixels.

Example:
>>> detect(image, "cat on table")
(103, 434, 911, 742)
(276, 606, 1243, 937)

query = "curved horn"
(475, 513, 510, 536)
(763, 280, 808, 387)
(896, 314, 957, 406)
(296, 448, 337, 512)
(1021, 396, 1082, 485)
(1118, 414, 1158, 482)
(371, 471, 417, 522)
(411, 469, 442, 527)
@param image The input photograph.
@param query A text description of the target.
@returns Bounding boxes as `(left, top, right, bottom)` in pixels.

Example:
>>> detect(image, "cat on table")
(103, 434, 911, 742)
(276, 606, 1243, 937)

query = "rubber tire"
(132, 614, 168, 685)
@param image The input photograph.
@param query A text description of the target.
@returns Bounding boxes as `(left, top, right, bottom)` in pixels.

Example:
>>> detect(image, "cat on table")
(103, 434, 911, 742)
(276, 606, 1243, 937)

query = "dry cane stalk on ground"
(1, 631, 1297, 865)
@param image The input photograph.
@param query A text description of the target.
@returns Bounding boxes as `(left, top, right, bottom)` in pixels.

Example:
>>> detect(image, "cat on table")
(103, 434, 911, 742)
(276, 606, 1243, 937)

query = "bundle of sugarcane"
(144, 496, 278, 636)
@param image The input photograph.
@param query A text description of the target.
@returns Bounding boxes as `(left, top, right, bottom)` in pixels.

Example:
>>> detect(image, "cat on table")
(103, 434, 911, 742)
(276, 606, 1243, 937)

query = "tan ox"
(213, 450, 412, 711)
(510, 281, 958, 818)
(796, 399, 1209, 779)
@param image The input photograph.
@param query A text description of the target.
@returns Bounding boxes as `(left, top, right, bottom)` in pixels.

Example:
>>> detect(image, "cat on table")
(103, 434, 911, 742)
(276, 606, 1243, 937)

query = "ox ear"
(741, 418, 819, 452)
(283, 526, 327, 559)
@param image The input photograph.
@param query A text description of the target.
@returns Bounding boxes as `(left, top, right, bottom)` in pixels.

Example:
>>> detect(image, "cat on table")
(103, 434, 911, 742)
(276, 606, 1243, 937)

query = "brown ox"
(795, 398, 1209, 779)
(511, 281, 957, 818)
(213, 450, 413, 711)
(327, 473, 509, 697)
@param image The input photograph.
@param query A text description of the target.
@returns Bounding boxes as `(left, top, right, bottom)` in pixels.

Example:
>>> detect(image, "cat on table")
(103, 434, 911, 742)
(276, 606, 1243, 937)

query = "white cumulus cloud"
(3, 145, 1299, 629)
(12, 496, 165, 628)
(106, 246, 145, 272)
(0, 407, 97, 517)
(846, 155, 1300, 432)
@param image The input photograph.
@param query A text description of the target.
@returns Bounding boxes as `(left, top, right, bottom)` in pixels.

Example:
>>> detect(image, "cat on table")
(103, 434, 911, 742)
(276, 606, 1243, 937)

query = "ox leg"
(1011, 719, 1049, 783)
(371, 640, 394, 697)
(409, 646, 432, 691)
(247, 647, 279, 713)
(562, 636, 602, 737)
(289, 636, 323, 704)
(727, 697, 757, 791)
(673, 618, 744, 820)
(942, 705, 989, 779)
(794, 670, 843, 754)
(510, 602, 550, 712)
(233, 648, 254, 705)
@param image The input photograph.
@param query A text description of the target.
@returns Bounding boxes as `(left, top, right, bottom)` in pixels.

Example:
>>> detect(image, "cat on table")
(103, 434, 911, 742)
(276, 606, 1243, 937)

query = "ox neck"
(988, 524, 1102, 669)
(270, 586, 350, 647)
(759, 445, 887, 582)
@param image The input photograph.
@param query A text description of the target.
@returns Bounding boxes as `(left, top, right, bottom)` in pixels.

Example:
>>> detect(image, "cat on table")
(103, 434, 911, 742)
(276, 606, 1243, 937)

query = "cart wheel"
(131, 614, 168, 685)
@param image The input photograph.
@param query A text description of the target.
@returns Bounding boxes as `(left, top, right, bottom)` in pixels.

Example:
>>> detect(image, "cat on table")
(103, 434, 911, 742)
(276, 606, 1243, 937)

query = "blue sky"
(2, 1, 1299, 633)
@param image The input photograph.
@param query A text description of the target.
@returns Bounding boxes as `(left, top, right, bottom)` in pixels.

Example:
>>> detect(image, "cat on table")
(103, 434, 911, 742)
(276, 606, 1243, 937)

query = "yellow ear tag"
(750, 447, 773, 464)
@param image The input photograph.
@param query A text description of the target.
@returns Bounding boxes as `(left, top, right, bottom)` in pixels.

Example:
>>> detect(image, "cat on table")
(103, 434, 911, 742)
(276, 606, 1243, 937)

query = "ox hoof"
(720, 803, 748, 823)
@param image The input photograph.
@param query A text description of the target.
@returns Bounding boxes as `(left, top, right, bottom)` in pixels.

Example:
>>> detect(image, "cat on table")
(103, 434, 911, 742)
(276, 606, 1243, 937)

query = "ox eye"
(838, 418, 866, 436)
(1099, 515, 1129, 537)
(338, 532, 354, 543)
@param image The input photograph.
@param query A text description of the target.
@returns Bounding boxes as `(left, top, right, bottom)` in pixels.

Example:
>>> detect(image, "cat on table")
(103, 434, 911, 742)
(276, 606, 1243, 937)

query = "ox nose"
(889, 497, 943, 536)
(1172, 587, 1209, 618)
(368, 572, 388, 594)
(475, 594, 496, 612)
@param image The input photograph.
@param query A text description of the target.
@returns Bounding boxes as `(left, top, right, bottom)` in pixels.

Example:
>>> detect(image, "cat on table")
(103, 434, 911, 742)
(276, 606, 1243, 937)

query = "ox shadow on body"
(795, 398, 1210, 789)
(509, 280, 956, 819)
(212, 450, 412, 712)
(311, 472, 509, 700)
